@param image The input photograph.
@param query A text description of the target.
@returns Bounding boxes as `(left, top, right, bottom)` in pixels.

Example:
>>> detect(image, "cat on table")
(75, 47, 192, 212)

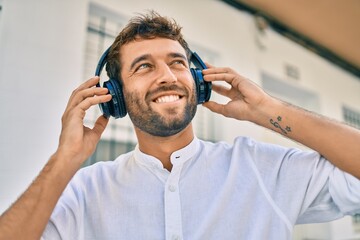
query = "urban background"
(0, 0, 359, 239)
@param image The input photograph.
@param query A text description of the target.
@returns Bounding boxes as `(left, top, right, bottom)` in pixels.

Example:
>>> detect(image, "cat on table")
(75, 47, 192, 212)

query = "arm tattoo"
(270, 116, 292, 135)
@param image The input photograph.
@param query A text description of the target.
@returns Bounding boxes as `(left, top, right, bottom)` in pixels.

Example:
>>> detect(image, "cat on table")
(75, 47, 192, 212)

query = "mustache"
(145, 85, 188, 100)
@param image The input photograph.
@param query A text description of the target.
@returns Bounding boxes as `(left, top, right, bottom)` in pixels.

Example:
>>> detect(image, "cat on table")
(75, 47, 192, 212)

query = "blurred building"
(0, 0, 359, 239)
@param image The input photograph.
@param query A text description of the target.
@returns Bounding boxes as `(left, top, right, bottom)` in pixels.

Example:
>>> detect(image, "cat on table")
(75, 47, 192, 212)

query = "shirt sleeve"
(242, 137, 360, 225)
(41, 171, 85, 239)
(295, 155, 360, 224)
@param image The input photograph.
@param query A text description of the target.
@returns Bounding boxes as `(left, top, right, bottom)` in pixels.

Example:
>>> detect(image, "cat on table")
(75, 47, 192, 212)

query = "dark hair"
(105, 11, 191, 82)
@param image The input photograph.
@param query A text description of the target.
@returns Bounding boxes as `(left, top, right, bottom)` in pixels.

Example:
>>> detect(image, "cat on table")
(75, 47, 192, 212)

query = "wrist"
(252, 96, 298, 137)
(247, 95, 282, 126)
(51, 148, 84, 174)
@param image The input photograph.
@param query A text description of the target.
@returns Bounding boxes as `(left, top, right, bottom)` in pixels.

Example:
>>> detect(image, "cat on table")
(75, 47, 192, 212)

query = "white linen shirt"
(42, 137, 360, 240)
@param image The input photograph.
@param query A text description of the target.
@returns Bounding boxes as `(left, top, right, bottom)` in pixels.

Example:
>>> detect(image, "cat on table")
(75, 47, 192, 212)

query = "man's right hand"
(57, 76, 112, 167)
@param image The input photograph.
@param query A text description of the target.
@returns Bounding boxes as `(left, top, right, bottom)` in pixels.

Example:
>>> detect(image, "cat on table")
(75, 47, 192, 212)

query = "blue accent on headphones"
(95, 47, 212, 119)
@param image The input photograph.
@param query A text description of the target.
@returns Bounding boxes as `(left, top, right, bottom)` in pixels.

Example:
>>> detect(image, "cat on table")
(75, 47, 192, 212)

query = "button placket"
(172, 234, 181, 240)
(164, 163, 183, 240)
(168, 185, 176, 192)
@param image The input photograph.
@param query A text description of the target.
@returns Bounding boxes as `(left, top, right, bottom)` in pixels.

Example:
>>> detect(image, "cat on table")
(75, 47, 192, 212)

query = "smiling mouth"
(155, 94, 182, 103)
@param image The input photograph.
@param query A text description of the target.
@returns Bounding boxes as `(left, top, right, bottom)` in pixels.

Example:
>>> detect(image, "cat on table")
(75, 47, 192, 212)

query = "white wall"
(0, 0, 359, 239)
(0, 0, 88, 212)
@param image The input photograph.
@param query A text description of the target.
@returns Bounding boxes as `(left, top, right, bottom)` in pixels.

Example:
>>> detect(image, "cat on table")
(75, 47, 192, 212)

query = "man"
(0, 11, 359, 240)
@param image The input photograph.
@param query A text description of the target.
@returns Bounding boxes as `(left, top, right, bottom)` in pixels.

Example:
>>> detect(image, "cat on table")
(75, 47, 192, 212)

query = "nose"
(156, 64, 177, 84)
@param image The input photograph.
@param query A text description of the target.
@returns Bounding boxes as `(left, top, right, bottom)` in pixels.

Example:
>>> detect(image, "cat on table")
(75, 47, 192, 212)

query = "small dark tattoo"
(270, 116, 291, 135)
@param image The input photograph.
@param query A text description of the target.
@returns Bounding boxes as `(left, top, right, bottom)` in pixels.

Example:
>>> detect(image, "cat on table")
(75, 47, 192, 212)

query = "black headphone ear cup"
(98, 79, 126, 119)
(108, 78, 127, 118)
(99, 85, 111, 118)
(190, 68, 207, 104)
(189, 51, 212, 103)
(102, 80, 119, 118)
(190, 68, 199, 103)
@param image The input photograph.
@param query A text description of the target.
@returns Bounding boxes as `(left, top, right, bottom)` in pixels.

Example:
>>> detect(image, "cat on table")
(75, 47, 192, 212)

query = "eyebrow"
(129, 54, 151, 71)
(168, 52, 187, 61)
(129, 52, 188, 71)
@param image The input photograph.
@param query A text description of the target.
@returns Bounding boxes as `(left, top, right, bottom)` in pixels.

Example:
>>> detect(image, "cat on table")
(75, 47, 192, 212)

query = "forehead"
(119, 38, 187, 68)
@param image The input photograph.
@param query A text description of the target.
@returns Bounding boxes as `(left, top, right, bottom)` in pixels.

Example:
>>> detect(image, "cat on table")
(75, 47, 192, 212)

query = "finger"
(68, 77, 101, 102)
(67, 87, 109, 110)
(204, 62, 215, 69)
(202, 101, 227, 116)
(77, 94, 112, 112)
(211, 84, 232, 98)
(62, 93, 111, 126)
(79, 94, 112, 111)
(66, 77, 101, 106)
(202, 67, 235, 75)
(92, 115, 109, 138)
(203, 72, 237, 85)
(76, 76, 101, 92)
(202, 67, 240, 84)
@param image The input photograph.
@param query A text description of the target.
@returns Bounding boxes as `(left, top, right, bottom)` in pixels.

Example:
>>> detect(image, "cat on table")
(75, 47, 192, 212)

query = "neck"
(135, 124, 194, 171)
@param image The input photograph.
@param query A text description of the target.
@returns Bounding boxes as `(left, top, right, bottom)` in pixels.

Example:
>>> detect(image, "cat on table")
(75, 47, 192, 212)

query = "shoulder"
(231, 136, 319, 162)
(199, 136, 323, 171)
(69, 151, 135, 191)
(82, 150, 133, 171)
(199, 136, 293, 156)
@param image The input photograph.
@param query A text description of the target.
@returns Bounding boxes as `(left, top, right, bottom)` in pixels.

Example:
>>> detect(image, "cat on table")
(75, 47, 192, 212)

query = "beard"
(124, 85, 197, 137)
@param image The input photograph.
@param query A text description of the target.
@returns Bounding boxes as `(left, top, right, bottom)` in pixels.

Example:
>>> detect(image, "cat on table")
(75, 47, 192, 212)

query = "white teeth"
(155, 95, 180, 103)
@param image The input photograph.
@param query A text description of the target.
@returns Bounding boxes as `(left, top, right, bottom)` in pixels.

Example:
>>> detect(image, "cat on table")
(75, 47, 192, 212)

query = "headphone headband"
(190, 52, 207, 70)
(95, 47, 111, 88)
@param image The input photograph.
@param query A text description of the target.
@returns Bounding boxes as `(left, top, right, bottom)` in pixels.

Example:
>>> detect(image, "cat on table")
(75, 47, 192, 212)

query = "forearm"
(0, 151, 81, 240)
(253, 97, 360, 179)
(0, 77, 110, 240)
(202, 66, 360, 178)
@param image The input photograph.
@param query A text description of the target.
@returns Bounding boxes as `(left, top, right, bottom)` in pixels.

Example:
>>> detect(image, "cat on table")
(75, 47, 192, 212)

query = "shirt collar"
(133, 137, 200, 170)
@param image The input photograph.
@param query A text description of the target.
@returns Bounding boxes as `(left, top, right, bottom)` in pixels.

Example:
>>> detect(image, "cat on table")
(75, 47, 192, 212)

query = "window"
(343, 105, 360, 129)
(261, 71, 320, 113)
(83, 3, 125, 81)
(353, 214, 360, 233)
(343, 106, 360, 232)
(82, 3, 134, 167)
(82, 139, 136, 166)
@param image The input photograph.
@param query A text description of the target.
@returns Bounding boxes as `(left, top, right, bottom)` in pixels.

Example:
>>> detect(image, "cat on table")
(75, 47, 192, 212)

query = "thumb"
(203, 101, 226, 116)
(92, 115, 109, 137)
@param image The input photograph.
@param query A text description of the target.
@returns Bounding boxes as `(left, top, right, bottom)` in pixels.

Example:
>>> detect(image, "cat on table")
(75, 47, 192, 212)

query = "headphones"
(95, 47, 212, 119)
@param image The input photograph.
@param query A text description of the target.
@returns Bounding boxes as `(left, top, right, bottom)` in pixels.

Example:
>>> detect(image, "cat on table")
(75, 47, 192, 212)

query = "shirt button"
(168, 185, 176, 192)
(172, 235, 180, 240)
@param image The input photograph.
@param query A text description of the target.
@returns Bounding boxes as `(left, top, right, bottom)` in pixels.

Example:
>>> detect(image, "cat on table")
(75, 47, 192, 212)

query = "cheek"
(122, 78, 149, 97)
(177, 71, 195, 87)
(122, 85, 140, 105)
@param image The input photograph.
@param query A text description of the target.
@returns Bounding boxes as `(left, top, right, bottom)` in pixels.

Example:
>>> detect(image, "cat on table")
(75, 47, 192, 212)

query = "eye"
(171, 59, 187, 67)
(136, 63, 151, 72)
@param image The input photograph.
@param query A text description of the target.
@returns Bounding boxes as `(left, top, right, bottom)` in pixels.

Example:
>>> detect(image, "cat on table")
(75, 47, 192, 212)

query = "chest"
(82, 161, 291, 240)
